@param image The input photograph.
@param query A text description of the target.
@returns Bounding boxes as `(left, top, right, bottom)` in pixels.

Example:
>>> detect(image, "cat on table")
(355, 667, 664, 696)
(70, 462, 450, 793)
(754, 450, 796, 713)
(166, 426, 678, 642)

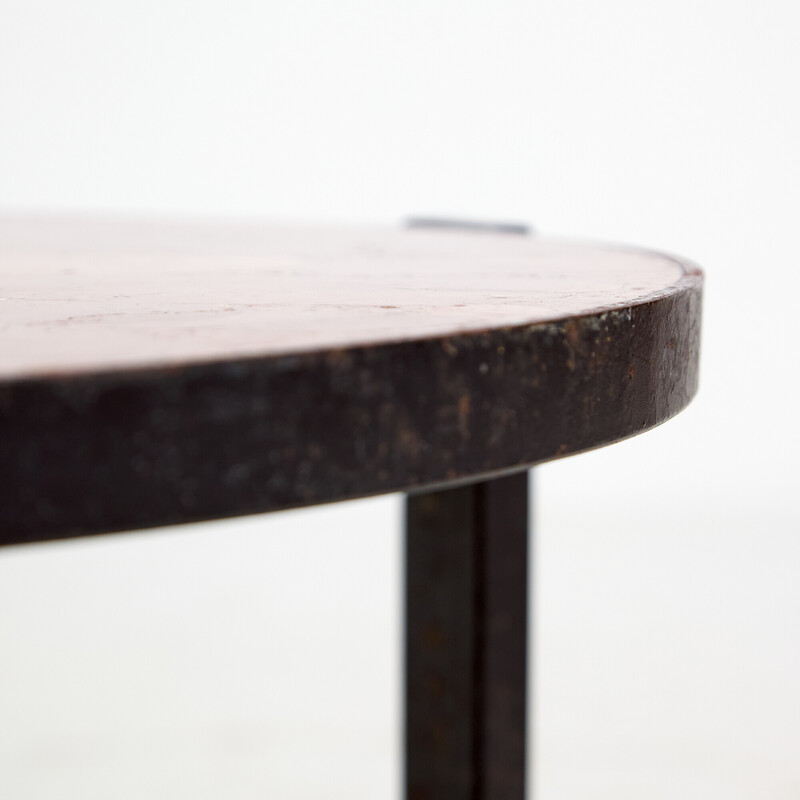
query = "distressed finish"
(2, 217, 692, 379)
(0, 217, 702, 543)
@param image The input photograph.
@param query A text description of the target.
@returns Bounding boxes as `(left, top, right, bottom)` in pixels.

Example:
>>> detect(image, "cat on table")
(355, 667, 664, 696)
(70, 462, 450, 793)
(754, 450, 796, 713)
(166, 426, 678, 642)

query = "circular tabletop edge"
(0, 234, 703, 545)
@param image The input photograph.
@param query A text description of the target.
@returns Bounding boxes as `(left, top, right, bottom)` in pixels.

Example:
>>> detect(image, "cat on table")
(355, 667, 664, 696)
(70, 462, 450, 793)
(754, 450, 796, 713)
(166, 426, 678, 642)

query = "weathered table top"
(0, 217, 702, 544)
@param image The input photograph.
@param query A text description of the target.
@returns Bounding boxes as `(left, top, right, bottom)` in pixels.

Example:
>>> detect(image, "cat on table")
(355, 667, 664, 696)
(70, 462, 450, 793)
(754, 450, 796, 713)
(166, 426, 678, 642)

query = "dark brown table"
(0, 216, 702, 799)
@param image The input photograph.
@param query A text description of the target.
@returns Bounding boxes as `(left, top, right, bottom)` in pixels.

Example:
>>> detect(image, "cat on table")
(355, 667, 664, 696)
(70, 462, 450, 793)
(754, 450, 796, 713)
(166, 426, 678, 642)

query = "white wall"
(1, 1, 798, 798)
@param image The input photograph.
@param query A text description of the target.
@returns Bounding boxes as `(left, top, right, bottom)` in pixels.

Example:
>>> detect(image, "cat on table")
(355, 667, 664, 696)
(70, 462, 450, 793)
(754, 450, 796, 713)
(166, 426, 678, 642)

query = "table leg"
(405, 470, 530, 800)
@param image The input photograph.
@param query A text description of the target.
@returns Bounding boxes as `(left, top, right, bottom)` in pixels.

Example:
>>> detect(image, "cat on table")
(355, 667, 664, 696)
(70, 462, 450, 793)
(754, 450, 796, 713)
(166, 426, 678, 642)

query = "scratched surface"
(0, 217, 702, 542)
(0, 216, 690, 379)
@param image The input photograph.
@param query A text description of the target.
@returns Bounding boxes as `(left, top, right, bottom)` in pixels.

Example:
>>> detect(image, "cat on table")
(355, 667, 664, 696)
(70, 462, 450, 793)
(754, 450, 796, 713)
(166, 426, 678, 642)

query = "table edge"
(0, 251, 703, 545)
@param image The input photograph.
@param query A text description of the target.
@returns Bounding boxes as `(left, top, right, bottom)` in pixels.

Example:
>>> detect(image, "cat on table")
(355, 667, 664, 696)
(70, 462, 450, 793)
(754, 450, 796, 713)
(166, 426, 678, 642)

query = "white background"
(1, 1, 799, 797)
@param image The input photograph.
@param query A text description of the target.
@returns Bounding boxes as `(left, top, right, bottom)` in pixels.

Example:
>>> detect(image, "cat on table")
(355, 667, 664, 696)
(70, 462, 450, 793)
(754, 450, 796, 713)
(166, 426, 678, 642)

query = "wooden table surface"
(0, 216, 703, 544)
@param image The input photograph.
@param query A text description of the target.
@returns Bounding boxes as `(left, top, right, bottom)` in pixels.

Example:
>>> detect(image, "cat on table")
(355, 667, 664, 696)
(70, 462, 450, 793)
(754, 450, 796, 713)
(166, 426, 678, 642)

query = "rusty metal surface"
(405, 471, 529, 800)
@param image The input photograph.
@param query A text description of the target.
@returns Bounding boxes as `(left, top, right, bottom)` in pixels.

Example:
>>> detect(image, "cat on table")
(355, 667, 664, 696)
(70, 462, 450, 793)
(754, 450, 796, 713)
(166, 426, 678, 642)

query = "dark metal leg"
(405, 470, 530, 800)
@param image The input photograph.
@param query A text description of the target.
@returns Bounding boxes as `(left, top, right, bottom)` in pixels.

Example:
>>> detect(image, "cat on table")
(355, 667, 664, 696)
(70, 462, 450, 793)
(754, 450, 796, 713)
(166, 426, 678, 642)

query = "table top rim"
(0, 218, 703, 544)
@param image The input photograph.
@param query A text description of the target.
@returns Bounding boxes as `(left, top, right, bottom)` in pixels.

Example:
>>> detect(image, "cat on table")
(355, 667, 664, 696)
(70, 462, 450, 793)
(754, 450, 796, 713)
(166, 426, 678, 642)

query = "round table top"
(0, 216, 703, 544)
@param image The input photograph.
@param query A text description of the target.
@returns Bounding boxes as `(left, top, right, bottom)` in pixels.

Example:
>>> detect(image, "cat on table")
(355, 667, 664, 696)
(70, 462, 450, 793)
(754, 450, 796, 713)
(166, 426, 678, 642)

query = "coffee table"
(0, 216, 703, 799)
